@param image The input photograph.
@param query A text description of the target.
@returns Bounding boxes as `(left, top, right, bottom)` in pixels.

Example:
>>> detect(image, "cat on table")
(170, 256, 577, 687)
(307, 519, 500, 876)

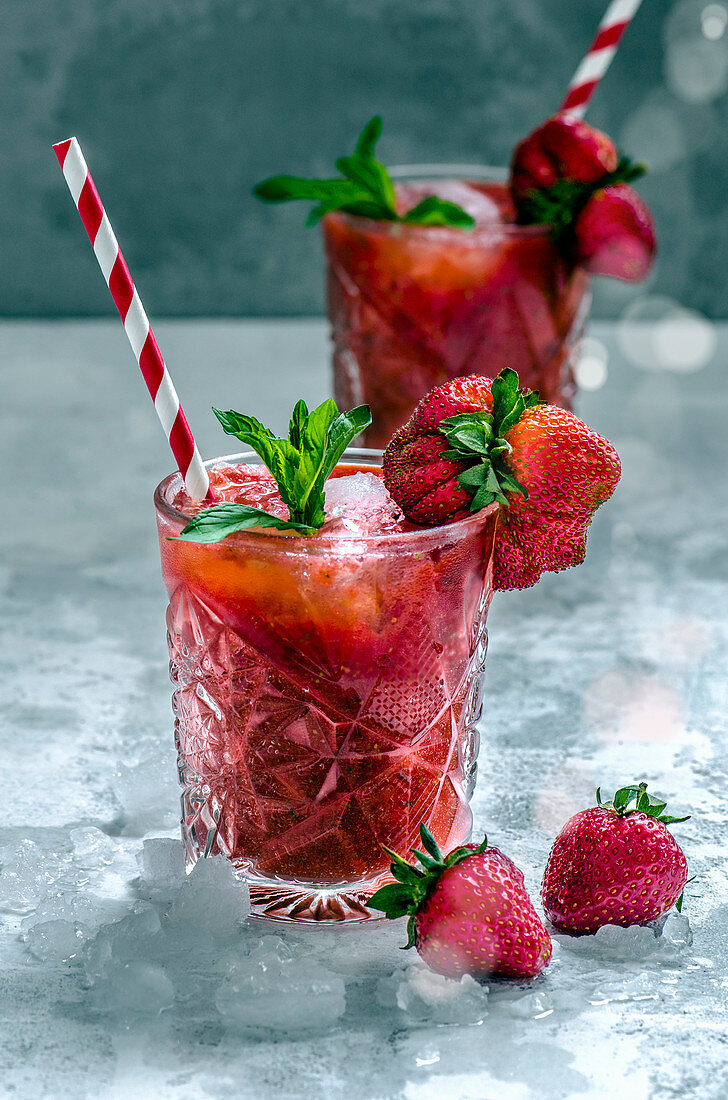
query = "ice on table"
(8, 823, 703, 1059)
(165, 855, 250, 941)
(111, 751, 179, 833)
(377, 960, 489, 1025)
(82, 852, 249, 1016)
(555, 911, 693, 962)
(136, 837, 187, 902)
(323, 471, 404, 535)
(215, 937, 346, 1031)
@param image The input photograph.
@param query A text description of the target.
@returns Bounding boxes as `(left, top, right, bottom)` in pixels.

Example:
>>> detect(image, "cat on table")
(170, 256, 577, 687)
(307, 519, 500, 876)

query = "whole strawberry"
(542, 782, 689, 935)
(382, 368, 621, 590)
(573, 183, 656, 281)
(510, 113, 618, 208)
(369, 824, 551, 981)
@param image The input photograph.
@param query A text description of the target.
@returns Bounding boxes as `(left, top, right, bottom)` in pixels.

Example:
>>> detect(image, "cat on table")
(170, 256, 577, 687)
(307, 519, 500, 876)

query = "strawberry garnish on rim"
(510, 113, 656, 282)
(382, 368, 621, 590)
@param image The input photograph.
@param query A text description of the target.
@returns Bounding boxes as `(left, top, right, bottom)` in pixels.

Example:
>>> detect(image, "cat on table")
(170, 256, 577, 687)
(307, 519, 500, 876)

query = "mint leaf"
(173, 504, 316, 543)
(254, 116, 473, 230)
(402, 196, 475, 229)
(288, 399, 309, 450)
(355, 115, 383, 159)
(335, 152, 396, 213)
(253, 176, 363, 204)
(211, 398, 372, 532)
(212, 407, 299, 514)
(319, 405, 372, 480)
(292, 398, 339, 528)
(306, 196, 396, 226)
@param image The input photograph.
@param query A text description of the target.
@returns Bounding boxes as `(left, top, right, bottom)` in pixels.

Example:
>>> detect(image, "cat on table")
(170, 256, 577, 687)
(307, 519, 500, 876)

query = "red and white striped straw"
(560, 0, 644, 118)
(53, 137, 213, 501)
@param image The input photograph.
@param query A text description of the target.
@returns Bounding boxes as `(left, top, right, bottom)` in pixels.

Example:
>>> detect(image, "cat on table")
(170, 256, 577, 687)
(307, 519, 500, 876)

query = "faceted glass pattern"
(156, 460, 497, 921)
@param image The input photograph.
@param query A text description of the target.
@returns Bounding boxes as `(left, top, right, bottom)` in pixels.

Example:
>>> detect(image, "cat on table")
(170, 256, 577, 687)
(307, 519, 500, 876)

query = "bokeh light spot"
(621, 92, 687, 173)
(617, 296, 717, 372)
(575, 337, 609, 391)
(664, 0, 728, 102)
(583, 670, 686, 745)
(701, 3, 728, 38)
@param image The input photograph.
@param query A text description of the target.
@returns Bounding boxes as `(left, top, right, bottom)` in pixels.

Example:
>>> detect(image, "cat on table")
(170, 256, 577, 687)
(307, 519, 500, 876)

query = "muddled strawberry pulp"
(156, 461, 497, 889)
(324, 181, 590, 448)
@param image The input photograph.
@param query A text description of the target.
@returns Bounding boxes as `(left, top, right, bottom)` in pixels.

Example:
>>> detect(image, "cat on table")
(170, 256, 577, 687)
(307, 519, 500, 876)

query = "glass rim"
(324, 171, 550, 240)
(388, 163, 509, 182)
(154, 448, 499, 547)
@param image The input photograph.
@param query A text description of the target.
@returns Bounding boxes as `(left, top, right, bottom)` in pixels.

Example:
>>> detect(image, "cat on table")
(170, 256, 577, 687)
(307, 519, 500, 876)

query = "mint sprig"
(369, 823, 488, 947)
(174, 399, 372, 543)
(254, 116, 475, 230)
(517, 155, 648, 245)
(595, 782, 691, 826)
(437, 367, 542, 510)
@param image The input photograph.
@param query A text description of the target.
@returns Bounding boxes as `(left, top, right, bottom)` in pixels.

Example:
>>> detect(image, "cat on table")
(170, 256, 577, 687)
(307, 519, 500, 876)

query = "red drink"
(324, 180, 591, 448)
(155, 452, 497, 921)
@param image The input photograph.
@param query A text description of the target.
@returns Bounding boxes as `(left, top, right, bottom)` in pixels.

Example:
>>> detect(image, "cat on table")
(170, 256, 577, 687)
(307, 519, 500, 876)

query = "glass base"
(247, 881, 385, 923)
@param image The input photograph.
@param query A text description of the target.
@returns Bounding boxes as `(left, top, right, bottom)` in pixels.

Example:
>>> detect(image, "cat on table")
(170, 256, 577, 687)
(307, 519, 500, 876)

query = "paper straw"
(53, 137, 213, 501)
(560, 0, 644, 118)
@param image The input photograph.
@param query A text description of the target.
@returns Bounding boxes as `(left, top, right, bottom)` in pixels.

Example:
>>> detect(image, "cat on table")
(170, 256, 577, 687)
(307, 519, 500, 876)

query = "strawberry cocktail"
(255, 115, 655, 447)
(324, 177, 590, 448)
(155, 444, 497, 922)
(153, 375, 619, 923)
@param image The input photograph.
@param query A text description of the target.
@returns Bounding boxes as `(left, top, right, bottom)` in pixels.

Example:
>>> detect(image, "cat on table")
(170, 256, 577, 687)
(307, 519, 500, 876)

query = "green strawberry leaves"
(517, 154, 648, 245)
(254, 116, 475, 230)
(438, 367, 541, 510)
(368, 823, 488, 946)
(596, 782, 691, 825)
(175, 398, 371, 543)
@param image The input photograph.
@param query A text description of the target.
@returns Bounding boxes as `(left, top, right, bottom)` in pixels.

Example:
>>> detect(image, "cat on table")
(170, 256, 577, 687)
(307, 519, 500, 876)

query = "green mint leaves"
(175, 399, 372, 543)
(438, 367, 542, 510)
(596, 782, 691, 826)
(253, 116, 475, 230)
(174, 504, 317, 542)
(368, 823, 488, 947)
(517, 155, 647, 244)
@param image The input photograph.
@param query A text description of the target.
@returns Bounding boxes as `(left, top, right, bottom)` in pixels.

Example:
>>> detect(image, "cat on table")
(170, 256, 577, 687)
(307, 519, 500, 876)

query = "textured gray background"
(4, 0, 728, 318)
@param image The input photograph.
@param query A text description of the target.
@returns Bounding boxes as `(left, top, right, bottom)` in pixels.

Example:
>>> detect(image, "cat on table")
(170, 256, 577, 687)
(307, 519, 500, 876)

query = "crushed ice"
(323, 472, 404, 534)
(5, 828, 698, 1029)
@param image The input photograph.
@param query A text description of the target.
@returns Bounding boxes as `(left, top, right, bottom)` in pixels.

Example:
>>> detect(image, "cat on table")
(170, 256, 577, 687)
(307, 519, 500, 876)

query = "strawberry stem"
(368, 823, 488, 937)
(595, 782, 690, 825)
(438, 367, 542, 510)
(516, 154, 648, 247)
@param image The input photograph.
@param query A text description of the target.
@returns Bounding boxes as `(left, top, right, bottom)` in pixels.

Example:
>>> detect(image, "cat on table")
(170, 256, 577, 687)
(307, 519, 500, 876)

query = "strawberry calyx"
(369, 823, 488, 948)
(438, 367, 543, 510)
(517, 155, 647, 247)
(595, 781, 691, 826)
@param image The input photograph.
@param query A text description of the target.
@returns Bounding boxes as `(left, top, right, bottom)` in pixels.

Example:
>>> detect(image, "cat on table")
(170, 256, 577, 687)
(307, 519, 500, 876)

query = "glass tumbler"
(154, 450, 497, 921)
(323, 168, 591, 448)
